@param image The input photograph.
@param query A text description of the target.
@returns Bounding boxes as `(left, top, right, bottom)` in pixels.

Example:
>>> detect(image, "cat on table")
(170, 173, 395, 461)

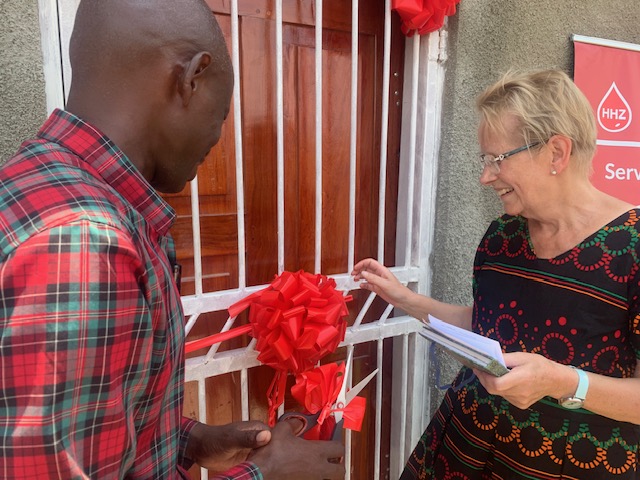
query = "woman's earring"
(551, 169, 557, 175)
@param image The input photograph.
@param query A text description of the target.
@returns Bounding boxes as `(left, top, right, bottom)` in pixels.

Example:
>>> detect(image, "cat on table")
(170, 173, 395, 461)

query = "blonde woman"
(354, 70, 640, 479)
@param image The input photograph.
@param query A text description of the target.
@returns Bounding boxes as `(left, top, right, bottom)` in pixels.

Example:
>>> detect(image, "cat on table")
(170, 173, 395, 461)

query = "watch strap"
(573, 368, 589, 401)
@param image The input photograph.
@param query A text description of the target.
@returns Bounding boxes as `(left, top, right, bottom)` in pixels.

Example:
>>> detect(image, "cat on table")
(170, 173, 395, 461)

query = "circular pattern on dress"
(516, 425, 552, 458)
(495, 314, 519, 345)
(541, 332, 575, 364)
(505, 235, 526, 258)
(567, 437, 606, 470)
(605, 252, 635, 283)
(573, 246, 607, 271)
(405, 212, 640, 480)
(602, 440, 635, 475)
(591, 345, 620, 375)
(485, 235, 507, 256)
(601, 226, 638, 259)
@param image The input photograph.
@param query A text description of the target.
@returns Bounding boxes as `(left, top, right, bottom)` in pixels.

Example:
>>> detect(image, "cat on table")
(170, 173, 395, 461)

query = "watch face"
(560, 398, 584, 409)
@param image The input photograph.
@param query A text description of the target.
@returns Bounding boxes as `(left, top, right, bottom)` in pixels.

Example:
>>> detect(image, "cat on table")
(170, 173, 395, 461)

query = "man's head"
(66, 0, 233, 193)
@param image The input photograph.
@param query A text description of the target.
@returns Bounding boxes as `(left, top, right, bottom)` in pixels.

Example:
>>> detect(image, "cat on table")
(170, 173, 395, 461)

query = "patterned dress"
(401, 211, 640, 479)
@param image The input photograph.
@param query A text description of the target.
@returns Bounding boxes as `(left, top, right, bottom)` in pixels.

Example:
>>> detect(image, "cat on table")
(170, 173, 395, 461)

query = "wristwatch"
(559, 367, 589, 409)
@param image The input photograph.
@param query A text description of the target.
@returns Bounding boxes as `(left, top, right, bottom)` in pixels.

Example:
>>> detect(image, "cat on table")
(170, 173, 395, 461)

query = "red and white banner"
(573, 35, 640, 205)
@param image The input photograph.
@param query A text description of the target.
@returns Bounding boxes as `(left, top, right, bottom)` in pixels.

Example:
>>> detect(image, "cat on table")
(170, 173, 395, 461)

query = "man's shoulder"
(0, 141, 133, 254)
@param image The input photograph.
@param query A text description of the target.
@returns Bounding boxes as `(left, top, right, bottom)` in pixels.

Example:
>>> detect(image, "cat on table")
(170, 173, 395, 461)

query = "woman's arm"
(476, 354, 640, 425)
(352, 258, 473, 330)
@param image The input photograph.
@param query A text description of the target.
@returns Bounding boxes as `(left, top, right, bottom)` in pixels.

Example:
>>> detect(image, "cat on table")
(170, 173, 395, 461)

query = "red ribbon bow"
(291, 362, 367, 439)
(228, 270, 352, 425)
(392, 0, 460, 36)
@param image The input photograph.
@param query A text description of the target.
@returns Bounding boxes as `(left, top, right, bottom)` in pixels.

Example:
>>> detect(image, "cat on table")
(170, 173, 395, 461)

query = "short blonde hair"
(476, 69, 597, 173)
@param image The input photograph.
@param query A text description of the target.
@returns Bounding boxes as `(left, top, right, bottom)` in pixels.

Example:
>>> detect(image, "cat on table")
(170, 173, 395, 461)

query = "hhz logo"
(597, 82, 632, 133)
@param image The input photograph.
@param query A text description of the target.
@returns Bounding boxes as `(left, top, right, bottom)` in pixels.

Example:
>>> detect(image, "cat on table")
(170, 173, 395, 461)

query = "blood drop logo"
(597, 82, 632, 133)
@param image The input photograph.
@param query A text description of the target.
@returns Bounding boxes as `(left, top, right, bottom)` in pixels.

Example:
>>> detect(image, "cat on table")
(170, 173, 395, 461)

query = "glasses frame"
(479, 141, 542, 173)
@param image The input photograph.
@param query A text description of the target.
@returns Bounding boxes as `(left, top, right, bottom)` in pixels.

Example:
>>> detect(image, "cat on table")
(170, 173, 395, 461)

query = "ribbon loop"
(227, 270, 352, 425)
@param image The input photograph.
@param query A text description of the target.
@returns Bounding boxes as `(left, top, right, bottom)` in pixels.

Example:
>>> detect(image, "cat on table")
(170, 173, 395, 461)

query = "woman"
(353, 70, 640, 479)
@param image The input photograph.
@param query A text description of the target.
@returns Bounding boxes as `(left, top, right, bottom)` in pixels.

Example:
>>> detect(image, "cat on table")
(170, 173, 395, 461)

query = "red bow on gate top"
(227, 270, 352, 425)
(392, 0, 460, 36)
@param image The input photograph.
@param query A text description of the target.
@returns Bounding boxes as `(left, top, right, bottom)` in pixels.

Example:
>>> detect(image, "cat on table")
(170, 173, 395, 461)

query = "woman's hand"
(185, 421, 271, 473)
(473, 352, 573, 410)
(352, 258, 412, 309)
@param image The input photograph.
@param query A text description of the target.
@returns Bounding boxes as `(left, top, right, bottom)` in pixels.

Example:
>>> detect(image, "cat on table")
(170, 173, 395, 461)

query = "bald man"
(0, 0, 344, 479)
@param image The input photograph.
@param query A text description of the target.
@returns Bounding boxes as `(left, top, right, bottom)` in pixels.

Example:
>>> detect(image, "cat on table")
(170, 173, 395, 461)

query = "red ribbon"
(185, 324, 253, 353)
(227, 270, 352, 425)
(291, 362, 367, 438)
(392, 0, 460, 36)
(292, 363, 345, 426)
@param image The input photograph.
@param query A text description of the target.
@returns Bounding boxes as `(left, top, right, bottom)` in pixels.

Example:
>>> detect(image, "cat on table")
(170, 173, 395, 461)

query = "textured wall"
(429, 0, 640, 409)
(0, 0, 47, 162)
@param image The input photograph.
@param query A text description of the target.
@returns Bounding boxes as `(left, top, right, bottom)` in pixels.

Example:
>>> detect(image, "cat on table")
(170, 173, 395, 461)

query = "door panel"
(169, 2, 406, 478)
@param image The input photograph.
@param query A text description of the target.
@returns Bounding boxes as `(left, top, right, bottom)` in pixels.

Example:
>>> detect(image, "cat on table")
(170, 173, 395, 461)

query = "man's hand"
(185, 421, 271, 473)
(248, 419, 345, 480)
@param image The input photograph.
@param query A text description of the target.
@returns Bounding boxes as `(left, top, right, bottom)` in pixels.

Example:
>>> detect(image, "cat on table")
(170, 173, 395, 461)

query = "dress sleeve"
(0, 221, 154, 478)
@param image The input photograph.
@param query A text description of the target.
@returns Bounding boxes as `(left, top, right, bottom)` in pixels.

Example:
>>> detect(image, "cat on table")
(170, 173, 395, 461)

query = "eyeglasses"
(479, 141, 541, 173)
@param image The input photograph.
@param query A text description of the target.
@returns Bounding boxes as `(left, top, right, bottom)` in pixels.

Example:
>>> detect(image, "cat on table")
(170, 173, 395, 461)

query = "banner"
(573, 35, 640, 205)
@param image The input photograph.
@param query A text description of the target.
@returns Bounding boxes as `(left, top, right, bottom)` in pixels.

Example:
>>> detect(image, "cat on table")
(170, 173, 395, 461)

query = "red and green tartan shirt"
(0, 110, 261, 480)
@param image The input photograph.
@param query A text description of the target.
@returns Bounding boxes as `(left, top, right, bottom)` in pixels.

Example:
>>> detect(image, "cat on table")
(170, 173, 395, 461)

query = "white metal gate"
(39, 1, 449, 478)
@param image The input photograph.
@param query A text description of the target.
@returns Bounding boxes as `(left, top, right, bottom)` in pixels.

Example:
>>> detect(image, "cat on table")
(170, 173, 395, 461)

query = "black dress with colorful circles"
(401, 210, 640, 479)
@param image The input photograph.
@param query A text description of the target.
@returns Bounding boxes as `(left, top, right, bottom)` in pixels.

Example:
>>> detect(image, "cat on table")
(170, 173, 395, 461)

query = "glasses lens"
(480, 154, 499, 173)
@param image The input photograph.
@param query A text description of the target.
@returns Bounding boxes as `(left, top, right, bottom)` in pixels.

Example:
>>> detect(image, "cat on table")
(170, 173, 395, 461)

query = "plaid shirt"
(0, 110, 261, 480)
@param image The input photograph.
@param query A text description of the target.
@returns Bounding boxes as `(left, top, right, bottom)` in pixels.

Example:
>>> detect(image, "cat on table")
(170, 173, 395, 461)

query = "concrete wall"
(0, 0, 47, 162)
(429, 0, 640, 409)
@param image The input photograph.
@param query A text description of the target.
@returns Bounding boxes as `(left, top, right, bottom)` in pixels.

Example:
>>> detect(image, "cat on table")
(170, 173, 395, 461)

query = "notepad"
(419, 315, 509, 377)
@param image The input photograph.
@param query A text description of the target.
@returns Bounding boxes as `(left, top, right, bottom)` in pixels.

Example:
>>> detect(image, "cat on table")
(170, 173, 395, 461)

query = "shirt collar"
(38, 109, 176, 236)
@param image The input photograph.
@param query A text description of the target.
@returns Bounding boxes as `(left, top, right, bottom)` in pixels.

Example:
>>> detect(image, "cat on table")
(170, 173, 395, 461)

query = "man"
(0, 0, 344, 478)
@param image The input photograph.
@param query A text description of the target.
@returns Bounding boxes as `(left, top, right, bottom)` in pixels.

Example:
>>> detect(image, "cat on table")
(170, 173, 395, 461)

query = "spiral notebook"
(419, 315, 509, 377)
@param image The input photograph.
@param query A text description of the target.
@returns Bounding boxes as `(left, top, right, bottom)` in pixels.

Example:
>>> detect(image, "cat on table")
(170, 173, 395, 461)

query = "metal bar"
(352, 291, 376, 328)
(198, 379, 208, 480)
(204, 315, 238, 362)
(572, 34, 640, 53)
(276, 0, 285, 274)
(597, 140, 640, 147)
(314, 0, 323, 274)
(180, 267, 423, 316)
(347, 0, 359, 273)
(379, 302, 395, 325)
(398, 334, 409, 476)
(185, 315, 423, 382)
(373, 338, 384, 480)
(184, 313, 200, 337)
(377, 0, 393, 262)
(241, 369, 249, 420)
(344, 343, 354, 479)
(190, 179, 204, 296)
(38, 0, 66, 112)
(403, 35, 421, 267)
(230, 0, 247, 289)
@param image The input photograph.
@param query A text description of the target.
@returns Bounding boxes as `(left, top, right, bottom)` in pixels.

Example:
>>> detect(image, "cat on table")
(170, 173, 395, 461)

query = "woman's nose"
(479, 164, 498, 185)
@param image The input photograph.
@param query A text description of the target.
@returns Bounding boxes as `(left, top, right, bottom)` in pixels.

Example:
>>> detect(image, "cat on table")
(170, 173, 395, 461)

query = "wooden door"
(167, 1, 406, 478)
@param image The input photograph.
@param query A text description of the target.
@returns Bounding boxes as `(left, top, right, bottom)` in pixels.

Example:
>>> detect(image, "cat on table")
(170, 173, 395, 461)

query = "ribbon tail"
(185, 324, 253, 353)
(267, 371, 288, 427)
(338, 396, 367, 432)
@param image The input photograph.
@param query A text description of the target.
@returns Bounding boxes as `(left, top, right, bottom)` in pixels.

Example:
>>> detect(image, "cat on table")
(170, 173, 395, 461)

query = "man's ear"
(178, 51, 212, 107)
(547, 134, 572, 174)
